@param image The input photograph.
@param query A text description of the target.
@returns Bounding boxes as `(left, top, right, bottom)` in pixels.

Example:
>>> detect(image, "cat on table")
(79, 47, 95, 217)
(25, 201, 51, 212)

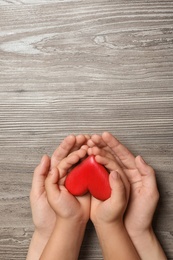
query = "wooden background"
(0, 0, 173, 259)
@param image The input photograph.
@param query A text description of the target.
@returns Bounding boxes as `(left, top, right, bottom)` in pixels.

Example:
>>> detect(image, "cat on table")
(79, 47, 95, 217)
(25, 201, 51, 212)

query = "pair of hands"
(30, 132, 159, 241)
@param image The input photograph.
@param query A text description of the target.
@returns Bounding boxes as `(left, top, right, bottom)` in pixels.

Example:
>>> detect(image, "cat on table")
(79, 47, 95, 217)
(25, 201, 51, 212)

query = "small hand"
(51, 134, 90, 169)
(87, 147, 130, 224)
(45, 148, 90, 223)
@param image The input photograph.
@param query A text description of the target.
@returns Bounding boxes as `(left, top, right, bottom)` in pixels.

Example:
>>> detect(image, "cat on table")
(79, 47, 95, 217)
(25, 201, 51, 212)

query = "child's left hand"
(40, 147, 91, 260)
(45, 147, 91, 224)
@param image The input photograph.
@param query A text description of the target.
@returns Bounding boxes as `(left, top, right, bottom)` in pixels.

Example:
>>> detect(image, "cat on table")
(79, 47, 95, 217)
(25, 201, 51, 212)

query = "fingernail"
(139, 156, 146, 164)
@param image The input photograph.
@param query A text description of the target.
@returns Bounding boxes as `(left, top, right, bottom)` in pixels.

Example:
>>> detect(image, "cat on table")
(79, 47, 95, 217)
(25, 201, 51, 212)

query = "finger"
(90, 134, 122, 161)
(95, 154, 123, 175)
(67, 146, 88, 158)
(109, 171, 127, 209)
(58, 148, 87, 178)
(51, 135, 76, 169)
(31, 155, 50, 196)
(95, 155, 130, 197)
(79, 144, 88, 152)
(87, 139, 96, 148)
(135, 156, 158, 190)
(88, 142, 125, 168)
(124, 168, 142, 186)
(113, 155, 126, 169)
(70, 134, 87, 152)
(45, 167, 60, 200)
(88, 146, 114, 161)
(91, 134, 107, 148)
(102, 132, 136, 169)
(84, 134, 91, 140)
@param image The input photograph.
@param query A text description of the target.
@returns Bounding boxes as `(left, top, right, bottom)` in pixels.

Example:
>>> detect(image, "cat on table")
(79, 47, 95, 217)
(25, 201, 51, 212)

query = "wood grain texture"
(0, 0, 173, 259)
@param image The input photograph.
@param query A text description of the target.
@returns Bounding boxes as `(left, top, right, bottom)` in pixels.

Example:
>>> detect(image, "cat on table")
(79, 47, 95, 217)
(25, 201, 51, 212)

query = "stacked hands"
(27, 132, 167, 260)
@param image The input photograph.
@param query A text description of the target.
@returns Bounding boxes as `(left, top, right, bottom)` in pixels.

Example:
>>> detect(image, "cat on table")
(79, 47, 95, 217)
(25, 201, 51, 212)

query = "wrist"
(40, 217, 87, 260)
(128, 228, 167, 260)
(93, 221, 141, 260)
(126, 226, 154, 242)
(91, 212, 123, 228)
(34, 227, 53, 241)
(26, 230, 50, 260)
(56, 212, 88, 226)
(93, 218, 124, 233)
(129, 227, 157, 247)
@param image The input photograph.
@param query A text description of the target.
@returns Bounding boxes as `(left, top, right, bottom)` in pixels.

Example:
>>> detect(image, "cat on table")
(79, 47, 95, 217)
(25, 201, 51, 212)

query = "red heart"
(65, 155, 111, 201)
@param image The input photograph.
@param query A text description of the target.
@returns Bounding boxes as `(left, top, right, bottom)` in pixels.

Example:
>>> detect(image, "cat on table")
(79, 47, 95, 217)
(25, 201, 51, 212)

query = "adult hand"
(88, 132, 167, 260)
(27, 135, 89, 260)
(88, 132, 159, 237)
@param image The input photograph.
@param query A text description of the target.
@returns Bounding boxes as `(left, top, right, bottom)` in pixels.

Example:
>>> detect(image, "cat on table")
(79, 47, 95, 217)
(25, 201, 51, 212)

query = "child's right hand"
(88, 147, 130, 226)
(87, 147, 140, 260)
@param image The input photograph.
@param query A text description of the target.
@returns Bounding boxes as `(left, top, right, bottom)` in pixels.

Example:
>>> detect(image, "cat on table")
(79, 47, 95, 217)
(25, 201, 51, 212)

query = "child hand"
(45, 147, 90, 224)
(87, 146, 130, 225)
(51, 134, 90, 169)
(40, 147, 91, 260)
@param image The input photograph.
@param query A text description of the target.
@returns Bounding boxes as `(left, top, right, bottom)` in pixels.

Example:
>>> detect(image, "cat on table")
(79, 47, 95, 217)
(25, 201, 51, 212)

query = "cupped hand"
(88, 132, 159, 237)
(45, 148, 91, 223)
(87, 147, 130, 225)
(30, 134, 89, 238)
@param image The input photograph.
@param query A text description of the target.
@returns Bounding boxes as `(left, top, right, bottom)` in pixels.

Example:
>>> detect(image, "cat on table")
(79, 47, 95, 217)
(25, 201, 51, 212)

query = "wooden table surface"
(0, 0, 173, 259)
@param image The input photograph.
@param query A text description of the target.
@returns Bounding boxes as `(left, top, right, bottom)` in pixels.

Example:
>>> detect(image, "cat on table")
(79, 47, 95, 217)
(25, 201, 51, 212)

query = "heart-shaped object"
(65, 155, 111, 201)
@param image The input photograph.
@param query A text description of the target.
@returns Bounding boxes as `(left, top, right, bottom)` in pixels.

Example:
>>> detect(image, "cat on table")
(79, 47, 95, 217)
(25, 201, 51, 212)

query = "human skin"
(40, 149, 140, 260)
(27, 131, 167, 260)
(26, 134, 89, 260)
(40, 148, 90, 260)
(87, 131, 167, 260)
(87, 151, 140, 260)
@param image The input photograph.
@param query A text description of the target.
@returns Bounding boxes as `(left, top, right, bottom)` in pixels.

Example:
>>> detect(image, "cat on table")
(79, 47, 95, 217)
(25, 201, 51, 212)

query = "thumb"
(109, 171, 126, 206)
(135, 155, 158, 189)
(45, 167, 60, 200)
